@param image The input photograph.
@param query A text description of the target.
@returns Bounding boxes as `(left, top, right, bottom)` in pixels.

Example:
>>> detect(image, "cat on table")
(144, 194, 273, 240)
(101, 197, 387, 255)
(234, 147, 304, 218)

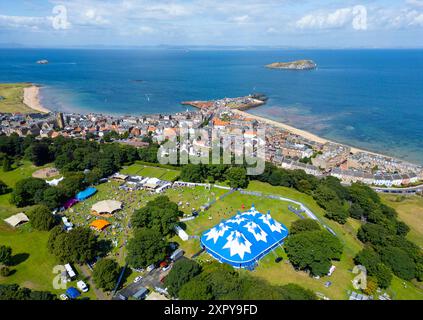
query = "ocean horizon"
(1, 48, 422, 164)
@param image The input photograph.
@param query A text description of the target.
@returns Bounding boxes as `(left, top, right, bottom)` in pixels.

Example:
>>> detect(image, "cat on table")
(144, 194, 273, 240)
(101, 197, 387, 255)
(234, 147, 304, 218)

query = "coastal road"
(371, 184, 423, 194)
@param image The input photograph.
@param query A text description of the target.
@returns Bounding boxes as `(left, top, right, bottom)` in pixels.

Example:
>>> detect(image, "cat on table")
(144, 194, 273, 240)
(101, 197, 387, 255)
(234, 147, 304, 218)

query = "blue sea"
(0, 48, 423, 164)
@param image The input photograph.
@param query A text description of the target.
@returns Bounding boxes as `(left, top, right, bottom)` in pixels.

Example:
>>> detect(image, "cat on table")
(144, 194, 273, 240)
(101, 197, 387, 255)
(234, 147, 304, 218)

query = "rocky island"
(266, 60, 317, 70)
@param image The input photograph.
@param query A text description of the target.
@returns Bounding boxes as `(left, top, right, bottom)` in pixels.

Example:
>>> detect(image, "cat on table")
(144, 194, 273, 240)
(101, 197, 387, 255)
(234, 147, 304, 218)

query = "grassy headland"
(0, 83, 43, 114)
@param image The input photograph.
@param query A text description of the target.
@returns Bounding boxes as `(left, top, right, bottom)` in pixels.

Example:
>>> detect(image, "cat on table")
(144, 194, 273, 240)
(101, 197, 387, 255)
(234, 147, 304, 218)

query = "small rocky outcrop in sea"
(36, 60, 49, 65)
(266, 60, 317, 70)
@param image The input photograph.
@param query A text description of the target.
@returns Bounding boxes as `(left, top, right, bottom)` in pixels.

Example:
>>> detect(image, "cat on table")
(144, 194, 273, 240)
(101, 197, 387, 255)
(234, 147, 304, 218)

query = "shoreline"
(23, 85, 50, 114)
(232, 109, 391, 158)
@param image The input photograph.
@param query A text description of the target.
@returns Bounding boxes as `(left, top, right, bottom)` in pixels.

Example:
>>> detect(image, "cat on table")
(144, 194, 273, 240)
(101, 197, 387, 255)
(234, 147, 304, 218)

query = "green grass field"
(0, 83, 37, 114)
(0, 160, 54, 188)
(1, 159, 422, 300)
(381, 194, 423, 248)
(0, 161, 96, 299)
(120, 163, 180, 181)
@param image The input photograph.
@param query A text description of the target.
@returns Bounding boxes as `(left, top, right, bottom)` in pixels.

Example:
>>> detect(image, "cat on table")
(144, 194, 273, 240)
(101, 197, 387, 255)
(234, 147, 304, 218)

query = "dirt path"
(79, 264, 109, 300)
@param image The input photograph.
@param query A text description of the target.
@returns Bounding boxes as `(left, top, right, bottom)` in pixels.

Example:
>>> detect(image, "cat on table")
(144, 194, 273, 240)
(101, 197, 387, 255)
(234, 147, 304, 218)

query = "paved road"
(114, 267, 169, 300)
(371, 184, 423, 194)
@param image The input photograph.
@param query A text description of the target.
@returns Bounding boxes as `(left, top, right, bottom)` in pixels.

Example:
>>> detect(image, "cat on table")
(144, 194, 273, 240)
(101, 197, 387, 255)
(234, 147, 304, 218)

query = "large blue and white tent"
(200, 205, 289, 270)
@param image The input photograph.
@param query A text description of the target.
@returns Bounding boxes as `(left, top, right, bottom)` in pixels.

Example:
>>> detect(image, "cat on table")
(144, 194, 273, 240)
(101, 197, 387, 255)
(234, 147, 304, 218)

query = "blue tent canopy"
(76, 187, 97, 201)
(66, 287, 81, 299)
(200, 205, 289, 270)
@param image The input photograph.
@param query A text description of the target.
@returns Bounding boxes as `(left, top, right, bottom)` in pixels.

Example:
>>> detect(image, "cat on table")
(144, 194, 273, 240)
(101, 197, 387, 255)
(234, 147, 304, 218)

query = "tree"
(48, 227, 99, 263)
(165, 258, 201, 297)
(0, 180, 8, 195)
(226, 167, 249, 189)
(27, 205, 56, 231)
(278, 284, 317, 300)
(363, 276, 378, 295)
(380, 246, 416, 280)
(290, 219, 321, 235)
(93, 259, 121, 291)
(126, 229, 167, 269)
(349, 203, 365, 220)
(10, 177, 48, 207)
(0, 266, 11, 277)
(178, 277, 212, 300)
(325, 200, 349, 224)
(131, 196, 181, 236)
(39, 187, 66, 210)
(357, 223, 394, 246)
(2, 157, 12, 172)
(373, 263, 393, 289)
(59, 172, 86, 198)
(285, 230, 343, 276)
(0, 284, 55, 300)
(0, 245, 12, 266)
(85, 168, 103, 185)
(25, 142, 52, 166)
(180, 164, 204, 183)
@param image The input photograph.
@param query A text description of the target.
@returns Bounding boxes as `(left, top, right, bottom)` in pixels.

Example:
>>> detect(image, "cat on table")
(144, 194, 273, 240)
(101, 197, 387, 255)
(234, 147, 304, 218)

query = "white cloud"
(230, 15, 250, 24)
(296, 6, 367, 31)
(0, 15, 49, 29)
(390, 9, 423, 27)
(406, 0, 423, 7)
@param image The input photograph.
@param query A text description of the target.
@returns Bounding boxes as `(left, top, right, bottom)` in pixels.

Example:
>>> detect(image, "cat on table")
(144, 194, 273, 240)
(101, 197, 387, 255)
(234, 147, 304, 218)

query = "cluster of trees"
(126, 197, 181, 269)
(257, 164, 351, 223)
(92, 259, 121, 291)
(131, 196, 181, 236)
(0, 133, 159, 195)
(180, 164, 249, 188)
(165, 259, 316, 300)
(27, 205, 57, 231)
(0, 284, 56, 300)
(257, 164, 422, 285)
(47, 226, 100, 263)
(10, 175, 79, 209)
(284, 219, 343, 276)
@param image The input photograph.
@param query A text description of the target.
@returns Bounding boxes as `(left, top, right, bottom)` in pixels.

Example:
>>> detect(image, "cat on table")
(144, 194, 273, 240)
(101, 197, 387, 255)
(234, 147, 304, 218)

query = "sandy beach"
(232, 109, 385, 156)
(23, 85, 50, 113)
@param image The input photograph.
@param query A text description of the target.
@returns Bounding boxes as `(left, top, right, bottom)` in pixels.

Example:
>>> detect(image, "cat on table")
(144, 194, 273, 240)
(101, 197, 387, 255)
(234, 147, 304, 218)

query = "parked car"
(116, 293, 127, 300)
(77, 280, 89, 293)
(162, 265, 171, 272)
(133, 276, 143, 283)
(147, 264, 156, 272)
(60, 294, 69, 300)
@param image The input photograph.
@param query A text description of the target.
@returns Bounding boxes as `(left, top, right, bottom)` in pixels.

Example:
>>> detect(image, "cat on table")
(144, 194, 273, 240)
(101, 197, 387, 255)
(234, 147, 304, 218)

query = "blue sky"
(0, 0, 423, 48)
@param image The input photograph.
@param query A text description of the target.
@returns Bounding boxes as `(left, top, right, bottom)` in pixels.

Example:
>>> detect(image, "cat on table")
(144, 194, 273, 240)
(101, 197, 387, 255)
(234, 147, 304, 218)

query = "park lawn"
(388, 276, 423, 300)
(120, 163, 180, 181)
(164, 186, 228, 215)
(0, 224, 60, 293)
(0, 160, 55, 188)
(183, 185, 359, 300)
(0, 83, 36, 114)
(381, 194, 423, 248)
